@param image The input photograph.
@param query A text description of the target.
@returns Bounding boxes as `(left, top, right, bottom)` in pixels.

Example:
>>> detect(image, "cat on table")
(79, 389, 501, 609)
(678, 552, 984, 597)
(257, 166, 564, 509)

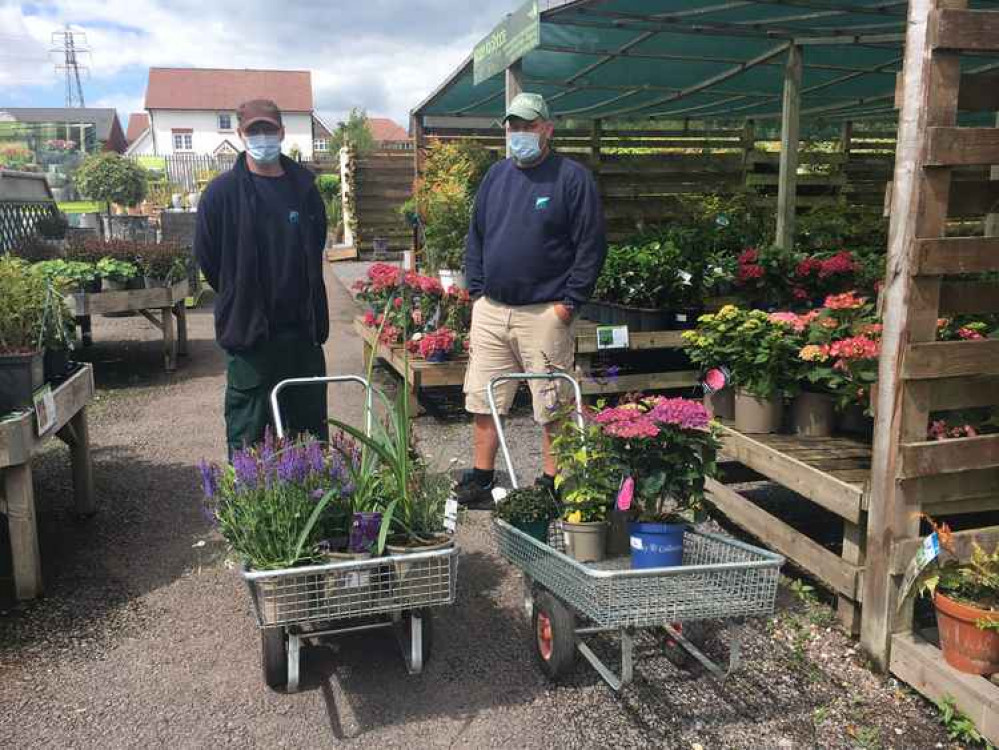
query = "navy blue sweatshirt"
(194, 153, 328, 352)
(465, 152, 607, 306)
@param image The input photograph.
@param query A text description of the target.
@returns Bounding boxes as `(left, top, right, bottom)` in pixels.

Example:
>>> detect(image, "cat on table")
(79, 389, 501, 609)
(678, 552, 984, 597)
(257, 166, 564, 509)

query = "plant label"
(896, 531, 941, 609)
(630, 536, 644, 551)
(616, 476, 634, 511)
(596, 325, 629, 350)
(443, 497, 459, 533)
(33, 385, 56, 436)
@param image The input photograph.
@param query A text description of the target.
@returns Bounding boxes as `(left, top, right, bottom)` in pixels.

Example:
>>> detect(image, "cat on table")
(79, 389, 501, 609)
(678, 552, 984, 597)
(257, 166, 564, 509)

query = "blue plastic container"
(629, 522, 686, 569)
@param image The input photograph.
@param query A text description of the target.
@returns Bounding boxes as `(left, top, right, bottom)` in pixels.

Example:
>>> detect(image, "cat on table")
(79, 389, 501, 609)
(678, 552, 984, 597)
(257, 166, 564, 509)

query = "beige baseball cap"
(503, 93, 550, 123)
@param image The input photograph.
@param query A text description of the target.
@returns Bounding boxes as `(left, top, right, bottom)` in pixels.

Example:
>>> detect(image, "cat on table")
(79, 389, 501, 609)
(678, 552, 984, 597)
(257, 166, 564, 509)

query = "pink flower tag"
(617, 476, 634, 511)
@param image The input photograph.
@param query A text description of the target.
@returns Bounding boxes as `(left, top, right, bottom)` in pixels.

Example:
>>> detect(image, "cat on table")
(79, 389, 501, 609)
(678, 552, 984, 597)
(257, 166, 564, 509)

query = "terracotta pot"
(792, 391, 835, 437)
(703, 387, 735, 421)
(734, 388, 783, 434)
(934, 591, 999, 675)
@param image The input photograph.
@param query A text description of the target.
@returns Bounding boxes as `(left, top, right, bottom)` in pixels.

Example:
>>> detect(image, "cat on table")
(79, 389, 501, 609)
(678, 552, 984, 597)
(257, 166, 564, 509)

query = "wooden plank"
(925, 127, 999, 167)
(327, 246, 359, 262)
(903, 339, 999, 379)
(940, 280, 999, 314)
(775, 45, 803, 250)
(579, 370, 698, 395)
(70, 280, 189, 316)
(705, 478, 861, 599)
(891, 525, 999, 574)
(901, 466, 999, 507)
(4, 462, 42, 600)
(928, 375, 999, 410)
(718, 425, 864, 523)
(900, 433, 999, 478)
(890, 633, 999, 746)
(574, 328, 686, 354)
(915, 236, 999, 274)
(930, 7, 999, 52)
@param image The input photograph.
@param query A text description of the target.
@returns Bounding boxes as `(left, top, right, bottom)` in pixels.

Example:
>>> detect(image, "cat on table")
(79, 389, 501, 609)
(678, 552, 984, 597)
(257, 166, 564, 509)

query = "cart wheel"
(532, 591, 576, 681)
(400, 609, 434, 670)
(261, 628, 288, 689)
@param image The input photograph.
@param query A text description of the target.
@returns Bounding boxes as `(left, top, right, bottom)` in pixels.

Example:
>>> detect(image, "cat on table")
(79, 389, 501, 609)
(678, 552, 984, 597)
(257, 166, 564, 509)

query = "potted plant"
(493, 485, 557, 543)
(592, 396, 720, 569)
(33, 259, 101, 294)
(72, 152, 147, 233)
(914, 519, 999, 675)
(97, 256, 140, 291)
(138, 242, 189, 287)
(0, 257, 50, 414)
(35, 213, 69, 244)
(795, 292, 881, 436)
(417, 326, 459, 363)
(682, 310, 742, 421)
(551, 411, 620, 563)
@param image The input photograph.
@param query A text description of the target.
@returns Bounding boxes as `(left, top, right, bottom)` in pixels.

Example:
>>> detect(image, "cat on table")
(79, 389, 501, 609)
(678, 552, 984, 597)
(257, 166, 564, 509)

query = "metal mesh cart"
(240, 375, 460, 692)
(488, 372, 784, 690)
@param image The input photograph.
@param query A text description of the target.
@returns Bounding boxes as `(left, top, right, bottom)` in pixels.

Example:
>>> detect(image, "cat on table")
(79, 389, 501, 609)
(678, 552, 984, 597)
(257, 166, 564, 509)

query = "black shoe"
(456, 472, 494, 510)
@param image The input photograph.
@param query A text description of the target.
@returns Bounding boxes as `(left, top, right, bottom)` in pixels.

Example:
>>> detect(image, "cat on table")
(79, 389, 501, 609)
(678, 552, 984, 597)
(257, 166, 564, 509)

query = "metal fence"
(128, 153, 238, 192)
(0, 200, 58, 252)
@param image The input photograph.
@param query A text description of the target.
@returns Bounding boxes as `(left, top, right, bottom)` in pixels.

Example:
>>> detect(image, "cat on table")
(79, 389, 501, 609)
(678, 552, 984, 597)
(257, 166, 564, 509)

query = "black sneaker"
(455, 472, 495, 510)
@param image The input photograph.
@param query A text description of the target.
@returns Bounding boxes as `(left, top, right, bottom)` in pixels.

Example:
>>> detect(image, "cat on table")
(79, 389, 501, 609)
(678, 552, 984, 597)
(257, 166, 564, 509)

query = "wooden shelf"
(69, 279, 189, 316)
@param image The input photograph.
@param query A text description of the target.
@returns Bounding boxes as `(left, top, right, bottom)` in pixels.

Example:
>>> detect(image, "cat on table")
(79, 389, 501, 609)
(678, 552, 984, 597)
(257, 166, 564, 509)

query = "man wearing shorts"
(457, 93, 607, 507)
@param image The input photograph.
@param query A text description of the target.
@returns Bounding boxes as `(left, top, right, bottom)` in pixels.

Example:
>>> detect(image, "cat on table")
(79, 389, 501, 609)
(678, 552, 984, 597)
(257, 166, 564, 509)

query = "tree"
(73, 152, 147, 216)
(330, 108, 375, 155)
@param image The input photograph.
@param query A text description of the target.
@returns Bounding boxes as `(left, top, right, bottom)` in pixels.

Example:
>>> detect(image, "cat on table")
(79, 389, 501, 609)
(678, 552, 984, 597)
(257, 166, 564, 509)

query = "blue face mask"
(509, 131, 542, 164)
(245, 134, 282, 164)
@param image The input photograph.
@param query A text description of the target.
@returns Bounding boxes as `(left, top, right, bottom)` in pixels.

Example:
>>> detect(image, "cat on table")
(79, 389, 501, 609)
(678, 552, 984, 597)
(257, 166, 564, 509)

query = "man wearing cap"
(457, 93, 607, 506)
(195, 99, 330, 454)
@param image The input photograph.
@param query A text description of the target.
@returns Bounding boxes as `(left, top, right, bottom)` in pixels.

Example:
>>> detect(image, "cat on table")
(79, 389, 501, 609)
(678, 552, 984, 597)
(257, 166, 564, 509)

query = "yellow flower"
(799, 344, 828, 362)
(718, 305, 738, 320)
(566, 510, 582, 523)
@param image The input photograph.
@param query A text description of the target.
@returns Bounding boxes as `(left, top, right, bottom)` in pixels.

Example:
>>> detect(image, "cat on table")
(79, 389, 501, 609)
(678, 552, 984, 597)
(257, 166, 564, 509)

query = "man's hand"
(553, 302, 574, 325)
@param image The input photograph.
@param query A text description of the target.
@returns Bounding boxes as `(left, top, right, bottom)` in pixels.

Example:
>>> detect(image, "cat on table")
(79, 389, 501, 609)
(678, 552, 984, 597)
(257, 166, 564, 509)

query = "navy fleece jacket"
(465, 152, 607, 306)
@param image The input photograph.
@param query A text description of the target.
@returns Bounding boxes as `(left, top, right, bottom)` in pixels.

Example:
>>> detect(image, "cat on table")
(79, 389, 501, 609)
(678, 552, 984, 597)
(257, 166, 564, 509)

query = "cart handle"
(269, 375, 373, 440)
(486, 372, 584, 490)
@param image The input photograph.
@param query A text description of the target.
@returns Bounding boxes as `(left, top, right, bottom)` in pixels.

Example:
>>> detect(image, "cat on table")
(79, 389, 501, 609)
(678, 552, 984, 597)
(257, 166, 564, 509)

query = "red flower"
(736, 264, 764, 283)
(795, 257, 821, 278)
(737, 248, 758, 265)
(818, 251, 856, 278)
(823, 291, 867, 310)
(957, 326, 985, 340)
(792, 287, 809, 300)
(828, 335, 879, 361)
(393, 297, 403, 309)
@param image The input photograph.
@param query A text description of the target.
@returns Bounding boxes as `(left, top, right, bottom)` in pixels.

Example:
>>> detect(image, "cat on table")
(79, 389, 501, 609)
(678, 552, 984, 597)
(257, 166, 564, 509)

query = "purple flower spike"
(305, 439, 324, 476)
(232, 449, 259, 489)
(277, 443, 310, 484)
(198, 459, 218, 500)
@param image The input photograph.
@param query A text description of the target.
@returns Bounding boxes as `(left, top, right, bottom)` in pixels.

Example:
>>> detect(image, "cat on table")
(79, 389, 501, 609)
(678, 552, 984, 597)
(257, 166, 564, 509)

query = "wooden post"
(175, 303, 188, 357)
(505, 60, 524, 159)
(775, 46, 803, 249)
(590, 118, 602, 165)
(163, 306, 176, 372)
(68, 408, 95, 516)
(339, 146, 354, 248)
(4, 463, 42, 599)
(840, 120, 854, 157)
(985, 113, 999, 236)
(411, 114, 426, 178)
(861, 0, 960, 669)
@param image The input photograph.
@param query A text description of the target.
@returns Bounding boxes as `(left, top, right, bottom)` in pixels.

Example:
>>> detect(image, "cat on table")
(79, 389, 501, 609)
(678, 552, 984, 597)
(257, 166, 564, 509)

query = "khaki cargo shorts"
(463, 296, 576, 424)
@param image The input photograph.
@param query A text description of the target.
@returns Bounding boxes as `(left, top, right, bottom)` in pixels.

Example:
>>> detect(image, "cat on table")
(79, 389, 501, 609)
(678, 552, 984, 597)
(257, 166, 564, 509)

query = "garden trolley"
(240, 375, 460, 692)
(488, 373, 784, 690)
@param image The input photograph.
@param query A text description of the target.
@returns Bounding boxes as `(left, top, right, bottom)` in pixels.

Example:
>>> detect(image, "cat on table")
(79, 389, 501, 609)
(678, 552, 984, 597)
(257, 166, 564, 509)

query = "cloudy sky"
(0, 0, 517, 126)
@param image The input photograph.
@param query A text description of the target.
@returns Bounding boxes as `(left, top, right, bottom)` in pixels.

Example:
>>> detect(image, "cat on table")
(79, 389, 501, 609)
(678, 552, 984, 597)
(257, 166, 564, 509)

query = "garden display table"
(0, 363, 95, 600)
(705, 424, 871, 632)
(70, 280, 190, 371)
(354, 315, 702, 409)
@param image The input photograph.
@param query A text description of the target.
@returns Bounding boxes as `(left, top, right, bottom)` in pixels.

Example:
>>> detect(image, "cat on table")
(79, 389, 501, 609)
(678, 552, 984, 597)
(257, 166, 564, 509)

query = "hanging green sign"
(472, 0, 540, 86)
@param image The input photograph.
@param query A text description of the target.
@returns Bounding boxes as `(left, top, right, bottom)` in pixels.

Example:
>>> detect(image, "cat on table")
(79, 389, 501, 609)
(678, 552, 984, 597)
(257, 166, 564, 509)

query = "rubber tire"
(532, 590, 577, 681)
(261, 628, 288, 689)
(400, 609, 434, 668)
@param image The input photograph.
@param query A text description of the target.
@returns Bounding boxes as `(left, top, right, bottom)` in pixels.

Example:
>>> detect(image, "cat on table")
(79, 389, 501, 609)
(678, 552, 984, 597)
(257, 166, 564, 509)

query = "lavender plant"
(199, 430, 358, 569)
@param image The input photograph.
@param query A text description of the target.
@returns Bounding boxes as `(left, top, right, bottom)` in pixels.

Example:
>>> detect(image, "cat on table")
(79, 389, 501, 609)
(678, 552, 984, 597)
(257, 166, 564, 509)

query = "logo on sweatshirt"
(535, 196, 551, 210)
(288, 210, 300, 224)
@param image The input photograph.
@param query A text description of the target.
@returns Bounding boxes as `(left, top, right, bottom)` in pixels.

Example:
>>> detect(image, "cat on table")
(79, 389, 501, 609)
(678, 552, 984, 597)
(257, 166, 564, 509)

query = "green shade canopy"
(413, 0, 999, 124)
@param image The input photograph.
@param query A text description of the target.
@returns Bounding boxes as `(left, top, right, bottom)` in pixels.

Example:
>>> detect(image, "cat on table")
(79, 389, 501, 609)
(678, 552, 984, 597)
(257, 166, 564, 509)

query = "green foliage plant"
(73, 152, 147, 215)
(0, 256, 49, 354)
(493, 485, 557, 525)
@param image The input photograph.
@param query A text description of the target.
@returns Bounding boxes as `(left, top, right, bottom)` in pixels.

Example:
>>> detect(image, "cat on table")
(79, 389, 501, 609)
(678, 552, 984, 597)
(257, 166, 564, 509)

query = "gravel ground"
(0, 263, 955, 749)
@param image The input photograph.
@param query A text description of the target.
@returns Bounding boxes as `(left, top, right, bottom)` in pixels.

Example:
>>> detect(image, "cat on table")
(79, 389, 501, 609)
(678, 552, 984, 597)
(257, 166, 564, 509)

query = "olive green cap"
(503, 93, 550, 123)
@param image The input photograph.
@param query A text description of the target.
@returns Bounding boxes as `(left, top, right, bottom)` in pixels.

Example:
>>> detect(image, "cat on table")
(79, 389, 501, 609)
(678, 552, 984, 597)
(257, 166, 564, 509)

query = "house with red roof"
(125, 67, 321, 160)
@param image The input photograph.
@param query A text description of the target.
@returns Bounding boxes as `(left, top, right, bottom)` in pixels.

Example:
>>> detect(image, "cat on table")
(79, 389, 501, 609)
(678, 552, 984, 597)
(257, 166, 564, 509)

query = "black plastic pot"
(0, 351, 44, 415)
(582, 301, 700, 332)
(43, 348, 71, 382)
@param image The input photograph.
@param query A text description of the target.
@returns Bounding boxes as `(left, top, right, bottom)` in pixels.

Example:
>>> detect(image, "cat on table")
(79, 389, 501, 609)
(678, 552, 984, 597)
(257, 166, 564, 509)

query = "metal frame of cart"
(239, 375, 460, 692)
(487, 372, 784, 690)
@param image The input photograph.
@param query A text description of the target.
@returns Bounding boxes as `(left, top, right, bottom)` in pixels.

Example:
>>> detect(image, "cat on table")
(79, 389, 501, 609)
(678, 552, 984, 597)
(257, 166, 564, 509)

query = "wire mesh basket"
(494, 520, 782, 629)
(243, 546, 460, 628)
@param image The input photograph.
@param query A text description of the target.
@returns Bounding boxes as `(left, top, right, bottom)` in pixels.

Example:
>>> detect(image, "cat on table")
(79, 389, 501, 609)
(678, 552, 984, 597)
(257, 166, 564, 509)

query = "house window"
(172, 130, 193, 152)
(314, 138, 328, 153)
(218, 113, 232, 131)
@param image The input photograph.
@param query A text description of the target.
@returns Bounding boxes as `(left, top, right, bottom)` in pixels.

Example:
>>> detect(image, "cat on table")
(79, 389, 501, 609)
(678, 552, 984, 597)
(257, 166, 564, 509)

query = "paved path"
(0, 265, 950, 749)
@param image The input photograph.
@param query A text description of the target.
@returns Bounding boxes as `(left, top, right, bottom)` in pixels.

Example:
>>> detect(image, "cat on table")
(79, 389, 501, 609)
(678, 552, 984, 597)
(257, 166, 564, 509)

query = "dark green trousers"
(225, 338, 328, 455)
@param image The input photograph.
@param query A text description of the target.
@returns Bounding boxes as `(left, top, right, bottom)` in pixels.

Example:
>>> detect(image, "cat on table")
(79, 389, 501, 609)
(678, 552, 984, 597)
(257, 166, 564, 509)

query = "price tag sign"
(897, 531, 941, 609)
(33, 385, 56, 436)
(596, 325, 629, 350)
(443, 497, 459, 533)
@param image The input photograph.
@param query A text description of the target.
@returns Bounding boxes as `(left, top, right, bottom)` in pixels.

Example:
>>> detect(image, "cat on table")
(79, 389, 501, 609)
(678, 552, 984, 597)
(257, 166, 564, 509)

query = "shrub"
(73, 152, 147, 214)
